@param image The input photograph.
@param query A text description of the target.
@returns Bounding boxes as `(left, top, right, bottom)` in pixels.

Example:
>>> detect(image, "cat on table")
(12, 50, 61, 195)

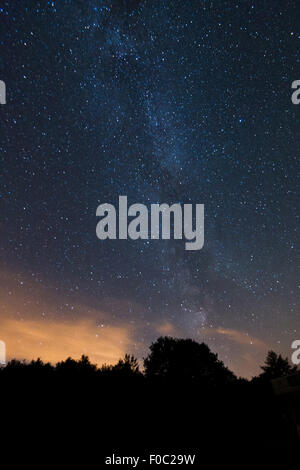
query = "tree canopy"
(143, 336, 236, 385)
(258, 350, 298, 380)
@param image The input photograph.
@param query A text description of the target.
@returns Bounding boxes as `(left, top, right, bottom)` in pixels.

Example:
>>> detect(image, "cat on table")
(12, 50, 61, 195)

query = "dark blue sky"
(0, 0, 299, 377)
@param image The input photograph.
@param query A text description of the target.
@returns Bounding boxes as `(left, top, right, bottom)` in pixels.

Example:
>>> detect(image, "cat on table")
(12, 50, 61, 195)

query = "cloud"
(150, 320, 269, 378)
(0, 267, 133, 365)
(155, 320, 177, 336)
(214, 327, 267, 350)
(1, 316, 131, 366)
(197, 326, 268, 378)
(0, 266, 269, 377)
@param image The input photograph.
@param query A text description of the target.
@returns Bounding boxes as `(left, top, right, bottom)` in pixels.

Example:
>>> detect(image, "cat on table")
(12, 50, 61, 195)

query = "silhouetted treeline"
(1, 336, 299, 463)
(0, 336, 297, 384)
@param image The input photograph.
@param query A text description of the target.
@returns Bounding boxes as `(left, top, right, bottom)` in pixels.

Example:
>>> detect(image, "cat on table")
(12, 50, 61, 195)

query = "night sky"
(0, 0, 299, 377)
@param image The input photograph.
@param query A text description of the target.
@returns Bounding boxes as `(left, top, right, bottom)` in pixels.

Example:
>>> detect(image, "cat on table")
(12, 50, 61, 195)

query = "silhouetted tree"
(55, 355, 97, 379)
(28, 357, 53, 371)
(258, 350, 297, 380)
(0, 358, 54, 384)
(144, 336, 236, 385)
(112, 354, 141, 377)
(99, 363, 114, 375)
(3, 359, 26, 370)
(1, 359, 27, 378)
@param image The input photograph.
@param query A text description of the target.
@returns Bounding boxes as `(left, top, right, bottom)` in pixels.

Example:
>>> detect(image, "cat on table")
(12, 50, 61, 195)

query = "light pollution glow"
(0, 267, 269, 377)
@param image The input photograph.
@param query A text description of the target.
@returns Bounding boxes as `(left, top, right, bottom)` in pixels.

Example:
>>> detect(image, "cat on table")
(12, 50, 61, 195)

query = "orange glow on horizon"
(1, 316, 131, 366)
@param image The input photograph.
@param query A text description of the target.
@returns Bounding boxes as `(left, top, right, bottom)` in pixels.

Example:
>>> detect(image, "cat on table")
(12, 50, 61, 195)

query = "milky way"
(0, 0, 299, 377)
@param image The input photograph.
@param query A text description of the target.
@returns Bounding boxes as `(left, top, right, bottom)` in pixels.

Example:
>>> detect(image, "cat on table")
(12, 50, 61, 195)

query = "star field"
(0, 0, 299, 377)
